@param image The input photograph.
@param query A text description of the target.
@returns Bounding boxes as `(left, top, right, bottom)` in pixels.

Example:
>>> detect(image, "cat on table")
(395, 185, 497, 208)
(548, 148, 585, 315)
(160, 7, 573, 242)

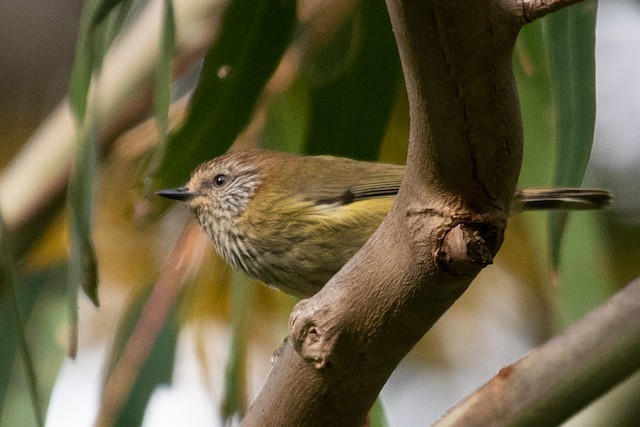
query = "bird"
(157, 149, 611, 298)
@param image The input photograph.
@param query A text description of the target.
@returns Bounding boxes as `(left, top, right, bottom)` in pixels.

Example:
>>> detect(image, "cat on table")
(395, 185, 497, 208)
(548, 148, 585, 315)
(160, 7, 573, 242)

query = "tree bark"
(241, 0, 582, 426)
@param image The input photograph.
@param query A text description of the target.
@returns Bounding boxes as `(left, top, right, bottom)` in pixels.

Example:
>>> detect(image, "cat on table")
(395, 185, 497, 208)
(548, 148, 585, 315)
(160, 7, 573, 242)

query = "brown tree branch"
(435, 276, 640, 427)
(241, 0, 582, 425)
(519, 0, 587, 23)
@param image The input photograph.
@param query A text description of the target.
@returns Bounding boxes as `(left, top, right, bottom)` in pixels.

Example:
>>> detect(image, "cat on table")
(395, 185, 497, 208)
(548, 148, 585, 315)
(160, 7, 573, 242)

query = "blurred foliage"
(67, 0, 136, 344)
(0, 216, 45, 427)
(2, 0, 639, 425)
(515, 8, 616, 334)
(305, 0, 400, 160)
(154, 0, 297, 189)
(153, 0, 176, 147)
(544, 0, 597, 191)
(0, 259, 67, 427)
(220, 274, 252, 422)
(542, 0, 598, 267)
(102, 280, 181, 427)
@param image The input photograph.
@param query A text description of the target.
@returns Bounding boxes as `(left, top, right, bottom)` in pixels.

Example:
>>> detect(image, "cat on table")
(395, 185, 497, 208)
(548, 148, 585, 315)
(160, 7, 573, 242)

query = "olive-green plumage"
(157, 150, 611, 298)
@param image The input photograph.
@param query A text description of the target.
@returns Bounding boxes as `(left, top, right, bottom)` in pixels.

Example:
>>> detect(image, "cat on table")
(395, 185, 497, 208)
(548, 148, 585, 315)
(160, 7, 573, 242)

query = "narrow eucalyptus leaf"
(115, 301, 180, 426)
(68, 0, 99, 122)
(306, 0, 401, 161)
(101, 282, 181, 426)
(542, 1, 597, 266)
(0, 215, 44, 427)
(154, 0, 176, 143)
(154, 0, 297, 189)
(221, 274, 252, 422)
(90, 0, 128, 29)
(68, 122, 100, 309)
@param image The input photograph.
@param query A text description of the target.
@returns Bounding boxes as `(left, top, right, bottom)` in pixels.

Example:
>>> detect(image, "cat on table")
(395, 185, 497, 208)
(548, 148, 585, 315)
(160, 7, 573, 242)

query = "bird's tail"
(512, 188, 612, 214)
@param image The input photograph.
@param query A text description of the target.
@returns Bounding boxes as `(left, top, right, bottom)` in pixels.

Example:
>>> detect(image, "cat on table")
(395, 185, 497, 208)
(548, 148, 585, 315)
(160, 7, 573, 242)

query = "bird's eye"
(213, 174, 228, 187)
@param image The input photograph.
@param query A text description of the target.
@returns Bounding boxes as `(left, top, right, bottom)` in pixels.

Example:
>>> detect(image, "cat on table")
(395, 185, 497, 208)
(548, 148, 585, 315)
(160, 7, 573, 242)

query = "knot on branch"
(436, 218, 503, 276)
(289, 299, 338, 370)
(518, 0, 566, 24)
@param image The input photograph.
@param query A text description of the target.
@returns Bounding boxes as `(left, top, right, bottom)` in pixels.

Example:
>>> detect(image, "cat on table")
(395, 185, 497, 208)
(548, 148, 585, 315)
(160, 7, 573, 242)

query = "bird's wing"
(347, 167, 404, 201)
(296, 157, 405, 205)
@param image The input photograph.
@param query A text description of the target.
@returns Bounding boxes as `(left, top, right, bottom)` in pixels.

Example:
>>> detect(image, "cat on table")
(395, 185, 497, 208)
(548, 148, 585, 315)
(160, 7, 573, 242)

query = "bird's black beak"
(156, 187, 199, 201)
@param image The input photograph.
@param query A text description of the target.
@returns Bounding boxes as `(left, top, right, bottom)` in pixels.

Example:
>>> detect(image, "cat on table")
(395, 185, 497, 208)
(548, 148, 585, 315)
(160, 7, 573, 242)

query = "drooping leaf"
(67, 0, 148, 310)
(67, 0, 140, 339)
(514, 21, 555, 190)
(68, 0, 101, 122)
(90, 0, 130, 29)
(115, 297, 180, 426)
(67, 0, 135, 316)
(261, 78, 311, 154)
(221, 274, 253, 422)
(516, 4, 606, 330)
(68, 120, 100, 312)
(305, 0, 401, 161)
(99, 281, 180, 427)
(104, 285, 151, 379)
(555, 211, 615, 328)
(68, 0, 135, 121)
(505, 20, 558, 283)
(144, 0, 177, 186)
(154, 0, 297, 189)
(154, 0, 176, 142)
(0, 265, 66, 427)
(99, 221, 203, 425)
(0, 215, 44, 427)
(542, 1, 598, 266)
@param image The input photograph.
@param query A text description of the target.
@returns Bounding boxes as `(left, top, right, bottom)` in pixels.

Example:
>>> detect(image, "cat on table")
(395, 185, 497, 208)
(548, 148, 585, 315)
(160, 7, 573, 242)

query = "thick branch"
(436, 277, 640, 426)
(393, 0, 523, 211)
(242, 0, 584, 425)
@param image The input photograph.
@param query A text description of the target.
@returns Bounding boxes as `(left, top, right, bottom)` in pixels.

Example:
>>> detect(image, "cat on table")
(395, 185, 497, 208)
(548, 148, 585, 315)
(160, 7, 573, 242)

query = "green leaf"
(0, 266, 66, 427)
(261, 78, 311, 154)
(67, 0, 143, 313)
(555, 211, 615, 328)
(102, 282, 180, 427)
(154, 0, 297, 189)
(542, 1, 598, 265)
(90, 0, 129, 29)
(305, 0, 401, 160)
(145, 0, 177, 186)
(68, 0, 100, 122)
(67, 0, 114, 360)
(370, 397, 390, 427)
(514, 21, 555, 190)
(68, 0, 135, 121)
(115, 304, 180, 427)
(103, 285, 151, 380)
(221, 274, 253, 422)
(0, 215, 44, 427)
(510, 20, 558, 278)
(154, 0, 175, 142)
(67, 120, 99, 360)
(68, 120, 100, 312)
